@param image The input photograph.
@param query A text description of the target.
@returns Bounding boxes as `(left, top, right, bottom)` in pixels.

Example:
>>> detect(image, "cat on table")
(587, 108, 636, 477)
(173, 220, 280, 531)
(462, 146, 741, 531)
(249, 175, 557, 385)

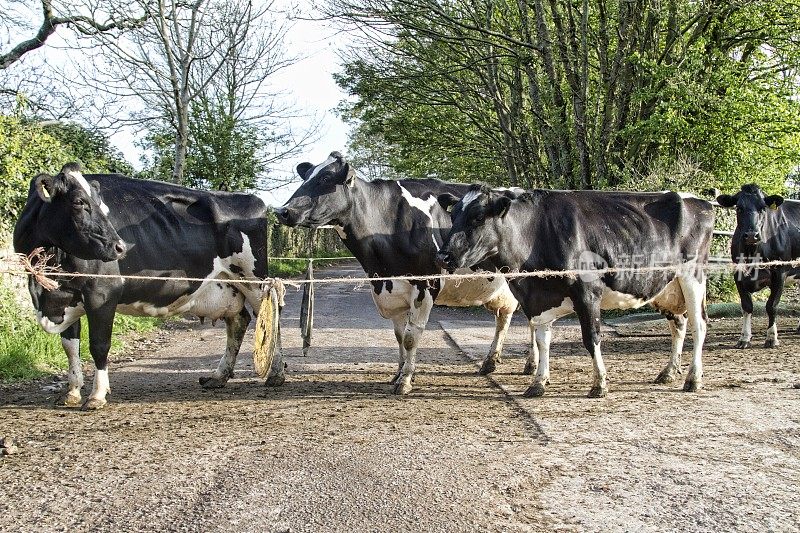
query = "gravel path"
(1, 260, 799, 532)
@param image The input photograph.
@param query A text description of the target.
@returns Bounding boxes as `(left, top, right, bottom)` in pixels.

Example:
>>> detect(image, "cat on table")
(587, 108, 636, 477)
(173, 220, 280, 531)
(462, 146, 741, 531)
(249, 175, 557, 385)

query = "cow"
(436, 185, 715, 398)
(13, 163, 282, 410)
(274, 151, 534, 395)
(716, 184, 800, 348)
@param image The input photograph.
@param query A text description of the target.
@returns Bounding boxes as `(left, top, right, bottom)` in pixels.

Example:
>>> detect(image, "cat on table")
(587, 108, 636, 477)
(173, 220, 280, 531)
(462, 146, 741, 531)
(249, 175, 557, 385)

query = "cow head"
(30, 163, 126, 262)
(436, 185, 512, 271)
(716, 184, 784, 253)
(275, 151, 356, 228)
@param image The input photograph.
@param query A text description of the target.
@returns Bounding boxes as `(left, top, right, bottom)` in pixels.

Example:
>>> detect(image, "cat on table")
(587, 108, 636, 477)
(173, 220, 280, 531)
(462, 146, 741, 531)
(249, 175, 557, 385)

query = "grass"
(268, 250, 354, 278)
(0, 281, 161, 382)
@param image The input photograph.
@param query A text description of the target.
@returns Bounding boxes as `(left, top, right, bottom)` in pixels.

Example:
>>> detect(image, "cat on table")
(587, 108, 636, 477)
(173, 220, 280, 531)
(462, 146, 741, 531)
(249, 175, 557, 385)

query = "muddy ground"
(1, 260, 799, 532)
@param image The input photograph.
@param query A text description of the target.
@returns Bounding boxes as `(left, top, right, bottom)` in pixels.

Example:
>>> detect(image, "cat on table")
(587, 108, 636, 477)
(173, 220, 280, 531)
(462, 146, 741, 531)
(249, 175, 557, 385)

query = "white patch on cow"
(66, 170, 110, 216)
(434, 269, 510, 307)
(533, 323, 552, 385)
(531, 297, 575, 326)
(117, 233, 256, 320)
(766, 323, 778, 343)
(88, 368, 110, 404)
(307, 156, 337, 181)
(677, 275, 706, 390)
(600, 288, 648, 310)
(61, 337, 83, 401)
(398, 182, 440, 250)
(591, 342, 607, 392)
(494, 186, 526, 196)
(740, 312, 753, 343)
(36, 303, 85, 334)
(677, 192, 698, 199)
(460, 189, 482, 208)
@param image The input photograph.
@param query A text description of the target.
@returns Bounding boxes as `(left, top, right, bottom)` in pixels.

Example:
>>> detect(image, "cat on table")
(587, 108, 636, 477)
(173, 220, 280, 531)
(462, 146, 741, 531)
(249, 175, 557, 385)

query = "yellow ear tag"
(770, 202, 778, 210)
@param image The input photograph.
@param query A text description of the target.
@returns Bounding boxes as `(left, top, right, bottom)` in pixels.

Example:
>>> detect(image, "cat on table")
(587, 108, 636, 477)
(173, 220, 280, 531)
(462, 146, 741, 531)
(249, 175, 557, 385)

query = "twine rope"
(2, 249, 800, 290)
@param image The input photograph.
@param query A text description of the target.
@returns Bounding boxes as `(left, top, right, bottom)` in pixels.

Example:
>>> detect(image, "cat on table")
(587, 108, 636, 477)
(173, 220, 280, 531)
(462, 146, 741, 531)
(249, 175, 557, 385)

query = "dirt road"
(1, 260, 799, 532)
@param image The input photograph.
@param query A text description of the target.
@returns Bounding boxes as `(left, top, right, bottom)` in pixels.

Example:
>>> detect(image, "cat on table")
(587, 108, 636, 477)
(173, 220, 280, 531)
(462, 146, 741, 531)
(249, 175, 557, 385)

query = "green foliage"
(138, 99, 264, 191)
(336, 0, 800, 192)
(185, 97, 264, 191)
(0, 107, 135, 232)
(0, 113, 74, 232)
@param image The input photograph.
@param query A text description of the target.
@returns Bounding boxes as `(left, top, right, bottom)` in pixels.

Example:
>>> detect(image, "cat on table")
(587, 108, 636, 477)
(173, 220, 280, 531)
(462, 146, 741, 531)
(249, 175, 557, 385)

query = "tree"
(330, 0, 800, 191)
(85, 0, 306, 186)
(0, 0, 147, 70)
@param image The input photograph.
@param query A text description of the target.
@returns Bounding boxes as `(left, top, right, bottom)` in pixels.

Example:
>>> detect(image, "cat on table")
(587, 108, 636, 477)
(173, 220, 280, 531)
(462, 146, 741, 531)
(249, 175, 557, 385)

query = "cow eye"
(73, 198, 88, 210)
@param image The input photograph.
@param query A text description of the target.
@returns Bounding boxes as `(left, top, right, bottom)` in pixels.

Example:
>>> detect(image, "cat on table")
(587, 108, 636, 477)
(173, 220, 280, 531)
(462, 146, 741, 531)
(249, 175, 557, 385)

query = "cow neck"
(495, 192, 544, 271)
(335, 180, 401, 275)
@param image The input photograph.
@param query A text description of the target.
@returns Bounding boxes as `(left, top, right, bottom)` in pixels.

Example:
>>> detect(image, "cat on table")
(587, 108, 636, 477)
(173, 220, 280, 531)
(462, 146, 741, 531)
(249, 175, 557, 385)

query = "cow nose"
(436, 251, 455, 271)
(114, 240, 127, 257)
(744, 231, 761, 245)
(275, 207, 289, 223)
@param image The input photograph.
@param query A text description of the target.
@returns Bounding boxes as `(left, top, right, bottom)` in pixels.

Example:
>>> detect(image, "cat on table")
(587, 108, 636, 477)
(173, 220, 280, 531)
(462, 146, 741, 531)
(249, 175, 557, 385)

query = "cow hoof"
(392, 381, 413, 395)
(264, 374, 285, 387)
(764, 339, 779, 348)
(522, 362, 537, 376)
(523, 383, 546, 398)
(59, 392, 83, 408)
(735, 341, 751, 349)
(654, 367, 680, 384)
(198, 376, 228, 389)
(587, 386, 607, 398)
(478, 358, 497, 375)
(683, 379, 702, 392)
(81, 398, 107, 411)
(387, 372, 401, 385)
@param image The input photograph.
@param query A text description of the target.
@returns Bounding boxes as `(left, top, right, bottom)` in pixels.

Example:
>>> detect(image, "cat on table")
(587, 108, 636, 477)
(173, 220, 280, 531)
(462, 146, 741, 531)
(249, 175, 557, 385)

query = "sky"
(110, 3, 352, 207)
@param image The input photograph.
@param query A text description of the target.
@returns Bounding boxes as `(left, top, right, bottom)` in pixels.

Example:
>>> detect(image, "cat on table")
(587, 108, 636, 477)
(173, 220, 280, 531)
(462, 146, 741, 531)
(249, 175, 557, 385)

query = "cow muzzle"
(435, 251, 458, 273)
(274, 206, 297, 227)
(743, 231, 761, 246)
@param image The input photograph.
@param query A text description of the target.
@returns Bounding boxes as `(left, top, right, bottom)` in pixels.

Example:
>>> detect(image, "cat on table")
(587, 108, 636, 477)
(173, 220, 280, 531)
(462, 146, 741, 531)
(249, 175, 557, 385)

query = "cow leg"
(59, 322, 83, 407)
(523, 321, 538, 375)
(764, 272, 785, 348)
(200, 307, 251, 389)
(735, 282, 754, 349)
(388, 314, 407, 384)
(478, 303, 514, 375)
(393, 291, 434, 395)
(572, 286, 607, 398)
(83, 309, 115, 411)
(655, 313, 686, 384)
(523, 322, 553, 397)
(678, 275, 707, 392)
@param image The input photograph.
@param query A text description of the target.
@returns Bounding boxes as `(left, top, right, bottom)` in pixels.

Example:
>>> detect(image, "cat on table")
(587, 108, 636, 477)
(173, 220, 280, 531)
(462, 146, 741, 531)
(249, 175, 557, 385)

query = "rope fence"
(2, 248, 800, 290)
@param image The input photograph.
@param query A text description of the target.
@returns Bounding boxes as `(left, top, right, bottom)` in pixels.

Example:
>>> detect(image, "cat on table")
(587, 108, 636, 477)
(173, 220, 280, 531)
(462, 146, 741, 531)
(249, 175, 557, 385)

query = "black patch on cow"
(371, 279, 393, 294)
(229, 264, 244, 275)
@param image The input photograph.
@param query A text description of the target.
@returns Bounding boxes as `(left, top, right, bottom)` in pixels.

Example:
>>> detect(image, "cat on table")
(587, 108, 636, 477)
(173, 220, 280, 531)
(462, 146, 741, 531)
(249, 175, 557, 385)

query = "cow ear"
(34, 174, 57, 203)
(764, 195, 784, 210)
(716, 194, 737, 208)
(437, 193, 459, 212)
(491, 196, 512, 218)
(90, 180, 102, 195)
(296, 162, 313, 180)
(340, 163, 356, 188)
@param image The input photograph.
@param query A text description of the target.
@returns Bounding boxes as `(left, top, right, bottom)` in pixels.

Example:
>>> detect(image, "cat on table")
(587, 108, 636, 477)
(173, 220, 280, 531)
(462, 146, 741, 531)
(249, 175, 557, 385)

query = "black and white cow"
(13, 163, 281, 410)
(275, 152, 532, 395)
(437, 185, 715, 397)
(716, 184, 800, 348)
